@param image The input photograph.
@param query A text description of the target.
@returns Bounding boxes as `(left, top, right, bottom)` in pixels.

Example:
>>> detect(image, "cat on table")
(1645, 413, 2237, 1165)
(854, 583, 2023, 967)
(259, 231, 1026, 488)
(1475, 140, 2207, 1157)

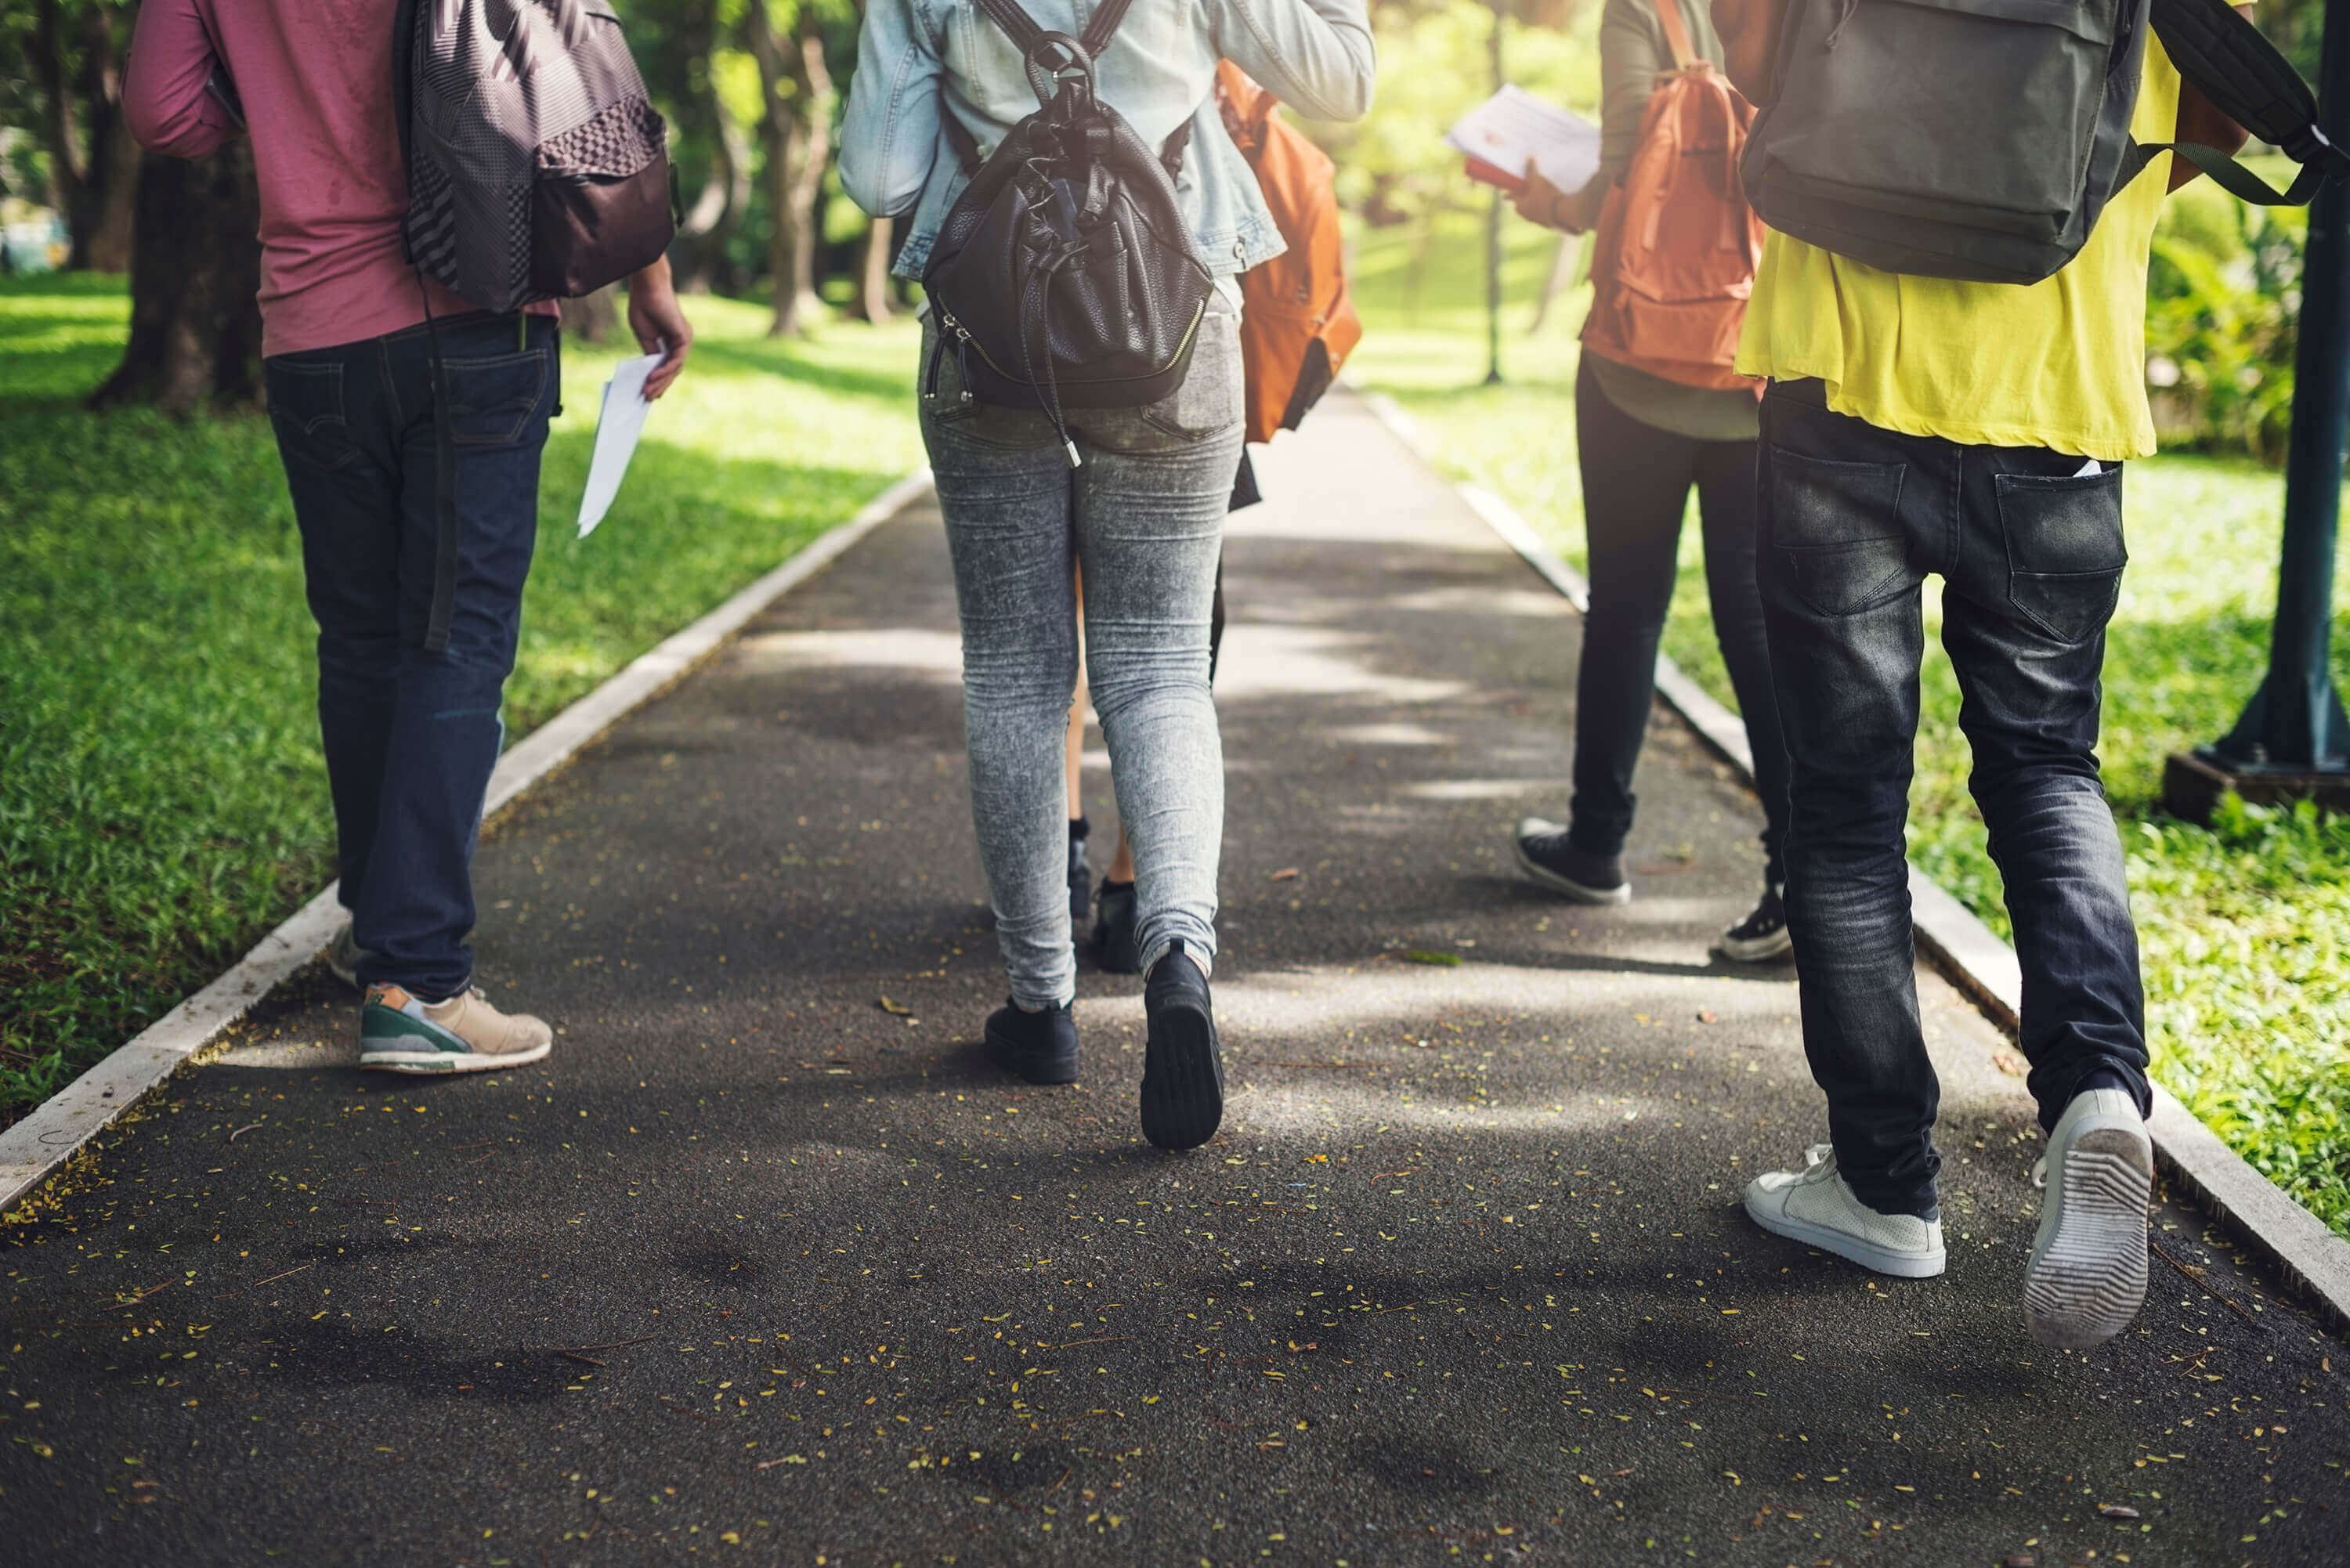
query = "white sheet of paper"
(576, 350, 663, 538)
(1445, 85, 1602, 193)
(2073, 457, 2103, 477)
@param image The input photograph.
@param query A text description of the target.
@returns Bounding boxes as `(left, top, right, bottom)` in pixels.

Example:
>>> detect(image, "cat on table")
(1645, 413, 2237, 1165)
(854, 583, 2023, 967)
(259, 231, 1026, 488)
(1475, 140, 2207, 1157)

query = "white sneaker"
(1744, 1143, 1947, 1278)
(2023, 1088, 2152, 1348)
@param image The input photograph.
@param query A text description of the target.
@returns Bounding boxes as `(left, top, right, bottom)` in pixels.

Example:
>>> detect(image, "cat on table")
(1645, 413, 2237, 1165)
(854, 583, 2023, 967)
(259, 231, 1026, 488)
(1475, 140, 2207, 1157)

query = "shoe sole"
(1140, 996, 1223, 1151)
(1744, 1190, 1947, 1278)
(984, 1023, 1079, 1086)
(1512, 840, 1631, 905)
(1717, 925, 1795, 963)
(2023, 1127, 2151, 1349)
(360, 1039, 551, 1075)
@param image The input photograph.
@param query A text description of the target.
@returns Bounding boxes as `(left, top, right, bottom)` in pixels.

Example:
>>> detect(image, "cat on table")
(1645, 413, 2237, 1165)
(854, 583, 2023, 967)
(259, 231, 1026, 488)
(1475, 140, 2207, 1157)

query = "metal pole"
(2207, 0, 2350, 773)
(1485, 0, 1506, 387)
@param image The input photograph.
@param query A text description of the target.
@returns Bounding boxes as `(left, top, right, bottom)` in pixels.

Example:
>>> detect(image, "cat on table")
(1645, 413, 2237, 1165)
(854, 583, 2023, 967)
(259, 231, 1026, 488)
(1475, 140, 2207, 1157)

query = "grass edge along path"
(0, 278, 925, 1125)
(1343, 214, 2350, 1240)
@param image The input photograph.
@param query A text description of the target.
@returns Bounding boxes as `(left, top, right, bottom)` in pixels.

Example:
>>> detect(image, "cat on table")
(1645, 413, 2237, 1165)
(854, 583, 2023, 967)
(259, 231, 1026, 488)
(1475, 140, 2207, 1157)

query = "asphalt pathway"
(4, 393, 2345, 1566)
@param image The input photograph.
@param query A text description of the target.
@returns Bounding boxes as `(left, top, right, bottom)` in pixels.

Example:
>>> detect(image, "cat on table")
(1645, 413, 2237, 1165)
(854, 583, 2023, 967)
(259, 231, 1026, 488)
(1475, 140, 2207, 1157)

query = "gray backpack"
(1741, 0, 2350, 285)
(392, 0, 675, 313)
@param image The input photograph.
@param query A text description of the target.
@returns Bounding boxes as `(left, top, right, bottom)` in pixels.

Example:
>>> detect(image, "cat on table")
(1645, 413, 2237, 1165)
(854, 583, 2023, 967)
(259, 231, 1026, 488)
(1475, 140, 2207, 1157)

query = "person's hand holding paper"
(1445, 85, 1600, 197)
(577, 258, 696, 537)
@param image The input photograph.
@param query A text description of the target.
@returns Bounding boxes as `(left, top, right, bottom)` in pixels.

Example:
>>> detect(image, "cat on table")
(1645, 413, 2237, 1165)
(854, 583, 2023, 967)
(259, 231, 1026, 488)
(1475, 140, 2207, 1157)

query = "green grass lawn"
(1347, 209, 2350, 1237)
(0, 274, 924, 1122)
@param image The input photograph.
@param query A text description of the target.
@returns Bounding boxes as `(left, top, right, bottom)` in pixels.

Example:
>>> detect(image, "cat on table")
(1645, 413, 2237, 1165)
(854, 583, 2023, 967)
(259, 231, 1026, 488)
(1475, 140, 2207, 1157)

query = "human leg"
(1940, 453, 2148, 1121)
(1940, 445, 2149, 1346)
(921, 321, 1084, 1013)
(1695, 433, 1797, 959)
(1559, 362, 1701, 869)
(355, 315, 559, 1004)
(265, 341, 406, 938)
(1070, 304, 1244, 1147)
(1752, 385, 1943, 1222)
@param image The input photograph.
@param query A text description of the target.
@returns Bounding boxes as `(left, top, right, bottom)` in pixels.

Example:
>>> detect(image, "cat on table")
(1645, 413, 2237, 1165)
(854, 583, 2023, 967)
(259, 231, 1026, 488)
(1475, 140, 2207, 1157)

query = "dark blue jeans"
(265, 313, 559, 999)
(1758, 380, 2149, 1219)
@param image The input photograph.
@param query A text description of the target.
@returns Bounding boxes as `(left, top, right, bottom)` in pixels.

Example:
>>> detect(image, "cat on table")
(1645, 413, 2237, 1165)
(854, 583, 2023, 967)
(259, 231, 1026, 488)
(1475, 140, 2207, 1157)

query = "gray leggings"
(920, 302, 1244, 1009)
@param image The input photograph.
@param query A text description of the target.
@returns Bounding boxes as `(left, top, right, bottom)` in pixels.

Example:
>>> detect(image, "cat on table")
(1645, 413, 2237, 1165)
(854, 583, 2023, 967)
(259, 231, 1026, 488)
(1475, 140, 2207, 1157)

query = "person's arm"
(1711, 0, 1783, 104)
(123, 0, 239, 157)
(2168, 3, 2256, 192)
(624, 256, 693, 400)
(839, 0, 944, 219)
(1208, 0, 1378, 124)
(1513, 0, 1656, 233)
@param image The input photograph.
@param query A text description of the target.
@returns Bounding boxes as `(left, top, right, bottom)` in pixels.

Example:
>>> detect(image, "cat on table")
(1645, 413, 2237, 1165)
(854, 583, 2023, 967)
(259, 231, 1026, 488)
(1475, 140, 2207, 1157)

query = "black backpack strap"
(2142, 0, 2350, 203)
(392, 0, 419, 203)
(1079, 0, 1140, 56)
(943, 110, 985, 176)
(971, 0, 1139, 62)
(1159, 115, 1193, 178)
(971, 0, 1049, 54)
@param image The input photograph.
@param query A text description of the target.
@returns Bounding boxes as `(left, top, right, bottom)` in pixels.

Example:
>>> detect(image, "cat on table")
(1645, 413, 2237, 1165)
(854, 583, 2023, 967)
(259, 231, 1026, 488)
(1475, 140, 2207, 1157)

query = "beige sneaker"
(1744, 1143, 1947, 1278)
(360, 984, 552, 1075)
(2023, 1088, 2153, 1348)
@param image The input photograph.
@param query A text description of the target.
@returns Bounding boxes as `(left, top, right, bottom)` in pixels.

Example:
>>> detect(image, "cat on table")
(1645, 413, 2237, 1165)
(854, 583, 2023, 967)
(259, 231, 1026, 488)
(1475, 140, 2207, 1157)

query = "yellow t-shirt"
(1734, 44, 2183, 461)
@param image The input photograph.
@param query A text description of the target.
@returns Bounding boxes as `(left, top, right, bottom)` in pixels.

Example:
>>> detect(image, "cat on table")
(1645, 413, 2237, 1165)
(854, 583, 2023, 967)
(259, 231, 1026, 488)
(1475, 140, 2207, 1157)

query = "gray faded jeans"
(920, 300, 1243, 1010)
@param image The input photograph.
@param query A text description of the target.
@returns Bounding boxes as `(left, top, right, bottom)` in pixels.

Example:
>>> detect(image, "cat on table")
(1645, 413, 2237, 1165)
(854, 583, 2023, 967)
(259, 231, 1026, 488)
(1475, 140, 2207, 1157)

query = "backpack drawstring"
(1016, 249, 1083, 468)
(1822, 0, 1860, 50)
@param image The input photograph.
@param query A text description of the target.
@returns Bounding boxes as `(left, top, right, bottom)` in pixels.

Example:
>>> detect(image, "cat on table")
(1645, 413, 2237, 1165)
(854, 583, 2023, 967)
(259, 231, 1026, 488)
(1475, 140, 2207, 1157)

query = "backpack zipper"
(936, 301, 1206, 393)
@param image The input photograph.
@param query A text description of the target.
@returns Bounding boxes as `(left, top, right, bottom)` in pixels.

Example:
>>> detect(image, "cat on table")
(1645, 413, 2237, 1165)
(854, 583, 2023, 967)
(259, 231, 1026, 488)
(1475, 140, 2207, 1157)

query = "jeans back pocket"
(266, 358, 359, 472)
(1766, 446, 1913, 616)
(443, 347, 551, 447)
(1994, 467, 2126, 645)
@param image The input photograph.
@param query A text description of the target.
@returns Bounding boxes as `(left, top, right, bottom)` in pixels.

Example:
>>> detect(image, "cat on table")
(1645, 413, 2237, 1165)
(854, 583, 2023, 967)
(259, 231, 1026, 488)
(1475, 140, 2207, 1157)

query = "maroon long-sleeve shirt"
(125, 0, 548, 358)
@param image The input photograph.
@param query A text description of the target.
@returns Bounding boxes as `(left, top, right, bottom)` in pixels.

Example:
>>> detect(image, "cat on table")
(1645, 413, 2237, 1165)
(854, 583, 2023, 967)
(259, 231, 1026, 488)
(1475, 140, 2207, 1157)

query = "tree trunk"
(36, 0, 139, 272)
(562, 283, 623, 345)
(673, 88, 753, 294)
(32, 0, 87, 217)
(747, 5, 833, 337)
(850, 216, 894, 323)
(90, 145, 265, 413)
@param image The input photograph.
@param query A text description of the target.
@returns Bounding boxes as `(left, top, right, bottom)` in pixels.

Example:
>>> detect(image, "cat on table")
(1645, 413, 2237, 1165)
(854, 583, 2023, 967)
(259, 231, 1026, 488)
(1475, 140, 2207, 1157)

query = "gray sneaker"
(2023, 1088, 2152, 1348)
(1512, 817, 1630, 905)
(1744, 1143, 1947, 1278)
(326, 926, 377, 991)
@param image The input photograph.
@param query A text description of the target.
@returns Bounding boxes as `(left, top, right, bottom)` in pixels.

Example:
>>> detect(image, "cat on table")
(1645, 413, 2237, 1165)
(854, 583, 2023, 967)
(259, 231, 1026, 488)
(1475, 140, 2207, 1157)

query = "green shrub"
(2144, 167, 2307, 462)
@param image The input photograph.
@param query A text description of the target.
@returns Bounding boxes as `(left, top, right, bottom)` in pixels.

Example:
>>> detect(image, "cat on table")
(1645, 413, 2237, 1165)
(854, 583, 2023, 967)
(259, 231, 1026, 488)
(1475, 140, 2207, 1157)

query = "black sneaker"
(1067, 820, 1092, 922)
(984, 999, 1079, 1086)
(1719, 885, 1794, 963)
(1512, 816, 1631, 905)
(1091, 880, 1141, 974)
(1140, 939, 1223, 1150)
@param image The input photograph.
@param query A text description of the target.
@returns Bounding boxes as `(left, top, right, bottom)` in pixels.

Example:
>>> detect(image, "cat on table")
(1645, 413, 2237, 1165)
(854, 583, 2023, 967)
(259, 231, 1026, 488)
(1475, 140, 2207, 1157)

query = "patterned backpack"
(392, 0, 675, 313)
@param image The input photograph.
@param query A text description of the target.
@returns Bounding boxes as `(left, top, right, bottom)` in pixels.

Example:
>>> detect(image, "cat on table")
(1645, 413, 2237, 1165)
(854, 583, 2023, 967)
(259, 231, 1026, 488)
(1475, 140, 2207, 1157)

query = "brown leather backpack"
(1578, 0, 1763, 392)
(1218, 63, 1362, 444)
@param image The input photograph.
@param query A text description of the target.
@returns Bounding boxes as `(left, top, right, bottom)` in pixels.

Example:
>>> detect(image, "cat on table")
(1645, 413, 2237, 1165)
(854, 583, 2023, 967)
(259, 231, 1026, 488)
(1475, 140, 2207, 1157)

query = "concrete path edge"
(0, 466, 934, 1221)
(1357, 388, 2350, 1336)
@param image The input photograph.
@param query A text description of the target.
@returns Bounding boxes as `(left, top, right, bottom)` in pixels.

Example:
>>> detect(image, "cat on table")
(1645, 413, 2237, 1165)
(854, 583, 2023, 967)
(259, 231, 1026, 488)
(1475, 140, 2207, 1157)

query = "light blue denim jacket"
(840, 0, 1376, 282)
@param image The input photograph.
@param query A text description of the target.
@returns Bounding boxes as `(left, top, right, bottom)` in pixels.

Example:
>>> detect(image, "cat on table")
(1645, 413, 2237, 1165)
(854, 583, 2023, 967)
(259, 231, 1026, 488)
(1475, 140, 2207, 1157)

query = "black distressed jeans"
(1759, 380, 2149, 1219)
(266, 313, 559, 999)
(1570, 362, 1791, 887)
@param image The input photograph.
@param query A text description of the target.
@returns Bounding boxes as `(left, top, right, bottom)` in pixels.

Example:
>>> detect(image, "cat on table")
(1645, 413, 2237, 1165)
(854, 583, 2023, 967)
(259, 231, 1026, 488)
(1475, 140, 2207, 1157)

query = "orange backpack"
(1578, 0, 1764, 392)
(1218, 63, 1363, 445)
